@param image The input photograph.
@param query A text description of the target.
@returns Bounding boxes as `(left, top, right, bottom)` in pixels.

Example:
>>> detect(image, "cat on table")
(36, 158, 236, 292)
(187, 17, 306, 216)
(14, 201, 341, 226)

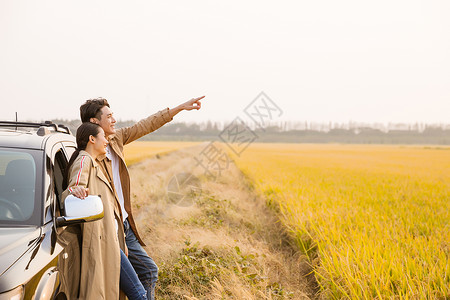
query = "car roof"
(0, 130, 47, 150)
(0, 122, 75, 150)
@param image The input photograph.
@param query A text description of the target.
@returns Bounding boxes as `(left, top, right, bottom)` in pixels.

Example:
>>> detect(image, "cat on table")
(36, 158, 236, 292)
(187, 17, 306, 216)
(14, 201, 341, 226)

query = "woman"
(63, 122, 147, 300)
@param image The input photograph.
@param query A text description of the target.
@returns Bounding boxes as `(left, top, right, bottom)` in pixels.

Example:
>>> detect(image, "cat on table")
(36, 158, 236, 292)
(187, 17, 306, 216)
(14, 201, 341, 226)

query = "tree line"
(50, 119, 450, 145)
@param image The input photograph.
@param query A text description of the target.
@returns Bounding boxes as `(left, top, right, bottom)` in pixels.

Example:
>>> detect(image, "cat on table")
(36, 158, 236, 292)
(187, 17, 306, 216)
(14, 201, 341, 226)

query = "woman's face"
(91, 127, 108, 156)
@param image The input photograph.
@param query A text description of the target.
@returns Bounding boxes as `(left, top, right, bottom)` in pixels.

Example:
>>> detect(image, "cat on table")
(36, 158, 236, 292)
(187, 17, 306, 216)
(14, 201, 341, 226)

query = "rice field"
(233, 144, 450, 299)
(123, 141, 200, 165)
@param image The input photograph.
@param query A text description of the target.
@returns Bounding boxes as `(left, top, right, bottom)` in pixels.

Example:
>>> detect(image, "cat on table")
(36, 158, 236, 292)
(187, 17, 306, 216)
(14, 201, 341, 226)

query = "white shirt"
(105, 145, 128, 222)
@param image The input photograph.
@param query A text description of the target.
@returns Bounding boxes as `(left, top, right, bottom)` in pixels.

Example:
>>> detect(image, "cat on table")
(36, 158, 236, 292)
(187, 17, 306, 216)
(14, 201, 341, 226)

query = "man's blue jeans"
(120, 249, 147, 300)
(124, 218, 158, 300)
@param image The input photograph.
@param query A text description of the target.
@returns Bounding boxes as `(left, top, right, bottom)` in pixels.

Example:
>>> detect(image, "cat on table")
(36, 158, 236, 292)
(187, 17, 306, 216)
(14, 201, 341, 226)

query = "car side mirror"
(56, 195, 104, 227)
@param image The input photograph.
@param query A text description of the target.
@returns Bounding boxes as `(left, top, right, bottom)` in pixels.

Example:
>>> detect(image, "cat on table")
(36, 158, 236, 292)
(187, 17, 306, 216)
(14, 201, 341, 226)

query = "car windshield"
(0, 148, 42, 226)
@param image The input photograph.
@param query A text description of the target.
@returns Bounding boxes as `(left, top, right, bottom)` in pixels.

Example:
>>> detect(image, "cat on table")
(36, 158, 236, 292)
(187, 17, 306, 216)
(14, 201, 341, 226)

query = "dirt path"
(128, 144, 316, 299)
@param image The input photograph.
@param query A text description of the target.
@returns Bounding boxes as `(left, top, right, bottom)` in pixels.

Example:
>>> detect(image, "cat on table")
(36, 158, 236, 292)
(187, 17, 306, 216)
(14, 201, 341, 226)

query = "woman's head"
(76, 122, 105, 152)
(76, 122, 108, 157)
(63, 122, 108, 189)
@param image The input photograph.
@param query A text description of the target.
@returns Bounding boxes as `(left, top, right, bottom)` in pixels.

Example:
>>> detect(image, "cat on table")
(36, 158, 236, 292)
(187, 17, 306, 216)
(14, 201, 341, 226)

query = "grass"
(127, 144, 313, 299)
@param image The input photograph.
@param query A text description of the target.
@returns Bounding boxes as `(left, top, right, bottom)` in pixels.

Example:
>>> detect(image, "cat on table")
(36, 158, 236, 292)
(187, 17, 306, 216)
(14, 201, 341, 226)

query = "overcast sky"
(1, 0, 449, 124)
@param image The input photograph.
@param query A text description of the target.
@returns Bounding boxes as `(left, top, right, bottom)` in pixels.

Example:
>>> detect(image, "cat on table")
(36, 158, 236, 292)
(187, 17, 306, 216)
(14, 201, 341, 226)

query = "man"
(77, 96, 204, 299)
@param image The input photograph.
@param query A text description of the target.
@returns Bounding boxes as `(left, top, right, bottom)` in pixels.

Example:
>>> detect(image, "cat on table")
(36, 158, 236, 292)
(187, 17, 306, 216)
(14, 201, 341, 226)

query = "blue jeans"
(120, 249, 147, 300)
(124, 218, 158, 300)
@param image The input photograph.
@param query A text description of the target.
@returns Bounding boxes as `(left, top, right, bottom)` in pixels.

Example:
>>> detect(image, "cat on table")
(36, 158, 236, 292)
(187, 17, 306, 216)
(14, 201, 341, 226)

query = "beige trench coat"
(61, 151, 126, 300)
(96, 108, 172, 246)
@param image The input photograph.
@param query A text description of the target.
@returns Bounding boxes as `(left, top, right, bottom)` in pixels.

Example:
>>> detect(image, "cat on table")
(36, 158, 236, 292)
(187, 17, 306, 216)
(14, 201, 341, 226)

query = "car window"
(63, 144, 76, 159)
(53, 149, 67, 204)
(0, 150, 37, 222)
(44, 145, 69, 224)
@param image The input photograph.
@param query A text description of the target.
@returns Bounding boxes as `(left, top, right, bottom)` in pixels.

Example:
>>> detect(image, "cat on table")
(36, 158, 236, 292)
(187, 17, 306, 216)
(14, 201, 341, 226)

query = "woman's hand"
(70, 186, 89, 199)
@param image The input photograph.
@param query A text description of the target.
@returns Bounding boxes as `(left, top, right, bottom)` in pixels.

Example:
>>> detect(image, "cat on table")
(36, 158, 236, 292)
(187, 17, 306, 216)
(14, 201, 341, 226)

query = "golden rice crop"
(124, 141, 200, 165)
(233, 143, 450, 299)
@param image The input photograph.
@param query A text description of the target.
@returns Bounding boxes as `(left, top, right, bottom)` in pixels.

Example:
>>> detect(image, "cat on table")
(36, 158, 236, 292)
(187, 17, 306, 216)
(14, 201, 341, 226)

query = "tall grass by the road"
(127, 144, 312, 299)
(234, 144, 450, 299)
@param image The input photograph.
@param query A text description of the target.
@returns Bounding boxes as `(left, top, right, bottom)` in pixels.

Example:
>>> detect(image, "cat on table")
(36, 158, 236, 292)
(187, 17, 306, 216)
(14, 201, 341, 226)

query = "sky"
(0, 0, 449, 125)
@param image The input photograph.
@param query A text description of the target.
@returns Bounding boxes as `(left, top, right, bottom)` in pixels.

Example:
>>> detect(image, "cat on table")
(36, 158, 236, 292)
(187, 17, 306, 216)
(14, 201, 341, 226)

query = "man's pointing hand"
(169, 95, 205, 118)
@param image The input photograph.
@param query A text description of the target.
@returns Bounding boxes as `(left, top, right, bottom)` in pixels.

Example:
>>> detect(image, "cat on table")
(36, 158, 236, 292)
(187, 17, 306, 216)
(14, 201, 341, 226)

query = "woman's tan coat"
(62, 151, 126, 300)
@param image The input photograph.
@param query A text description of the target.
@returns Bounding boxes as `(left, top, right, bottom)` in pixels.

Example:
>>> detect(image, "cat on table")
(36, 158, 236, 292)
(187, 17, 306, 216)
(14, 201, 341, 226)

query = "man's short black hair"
(80, 98, 110, 123)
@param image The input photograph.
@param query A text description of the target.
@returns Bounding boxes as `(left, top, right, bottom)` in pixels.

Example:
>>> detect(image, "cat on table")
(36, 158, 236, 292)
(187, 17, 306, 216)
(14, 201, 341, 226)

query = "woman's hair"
(63, 122, 102, 189)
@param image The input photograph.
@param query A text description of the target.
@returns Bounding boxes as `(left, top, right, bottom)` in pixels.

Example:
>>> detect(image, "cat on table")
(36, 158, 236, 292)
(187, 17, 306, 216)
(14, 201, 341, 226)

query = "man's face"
(91, 106, 116, 137)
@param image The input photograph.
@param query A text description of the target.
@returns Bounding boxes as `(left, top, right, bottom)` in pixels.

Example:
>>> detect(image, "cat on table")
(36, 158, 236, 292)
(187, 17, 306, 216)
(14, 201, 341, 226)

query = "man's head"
(80, 98, 116, 136)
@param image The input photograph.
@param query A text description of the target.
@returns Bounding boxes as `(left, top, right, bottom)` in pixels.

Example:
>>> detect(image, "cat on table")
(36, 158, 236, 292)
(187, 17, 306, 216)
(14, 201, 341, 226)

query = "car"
(0, 121, 104, 300)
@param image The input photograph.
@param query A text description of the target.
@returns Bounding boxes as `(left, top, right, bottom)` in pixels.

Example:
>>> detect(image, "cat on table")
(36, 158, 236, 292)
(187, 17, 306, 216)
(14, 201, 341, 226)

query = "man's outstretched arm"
(117, 95, 205, 145)
(169, 96, 204, 119)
